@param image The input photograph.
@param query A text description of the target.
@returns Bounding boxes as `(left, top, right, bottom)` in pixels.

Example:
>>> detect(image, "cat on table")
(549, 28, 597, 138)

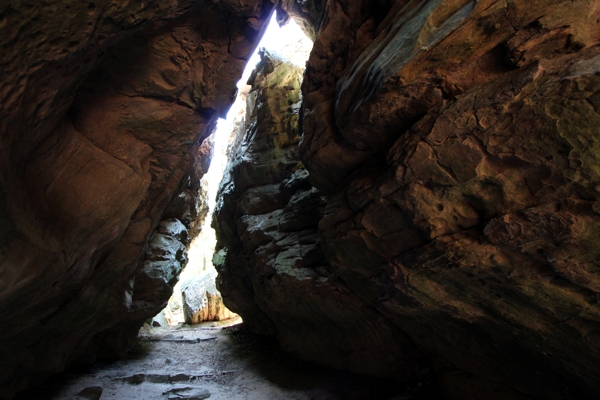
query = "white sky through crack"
(163, 13, 312, 324)
(208, 13, 312, 211)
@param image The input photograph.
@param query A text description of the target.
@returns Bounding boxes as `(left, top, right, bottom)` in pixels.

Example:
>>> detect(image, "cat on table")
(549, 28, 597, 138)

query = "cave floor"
(21, 319, 443, 400)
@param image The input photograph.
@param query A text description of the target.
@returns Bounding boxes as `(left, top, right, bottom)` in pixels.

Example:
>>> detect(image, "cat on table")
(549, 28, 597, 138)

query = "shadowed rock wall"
(0, 1, 275, 398)
(3, 0, 600, 399)
(213, 51, 425, 379)
(216, 1, 600, 399)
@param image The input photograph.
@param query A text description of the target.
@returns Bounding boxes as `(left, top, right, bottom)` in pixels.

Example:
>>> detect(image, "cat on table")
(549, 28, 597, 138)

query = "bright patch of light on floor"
(159, 14, 312, 325)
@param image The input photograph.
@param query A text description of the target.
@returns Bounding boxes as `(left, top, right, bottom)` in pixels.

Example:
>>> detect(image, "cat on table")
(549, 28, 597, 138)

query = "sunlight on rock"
(156, 14, 313, 327)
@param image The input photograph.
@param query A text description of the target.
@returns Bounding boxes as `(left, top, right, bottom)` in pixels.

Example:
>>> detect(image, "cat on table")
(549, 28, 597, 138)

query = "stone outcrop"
(98, 218, 191, 358)
(213, 50, 425, 380)
(215, 1, 600, 399)
(0, 1, 275, 398)
(275, 0, 327, 40)
(303, 0, 600, 398)
(3, 0, 600, 399)
(181, 270, 237, 324)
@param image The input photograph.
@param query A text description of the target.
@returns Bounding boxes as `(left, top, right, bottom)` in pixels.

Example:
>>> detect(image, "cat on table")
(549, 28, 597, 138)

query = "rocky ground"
(16, 319, 443, 400)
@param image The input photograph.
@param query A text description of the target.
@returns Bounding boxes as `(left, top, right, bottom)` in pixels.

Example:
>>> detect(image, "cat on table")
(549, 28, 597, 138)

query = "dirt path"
(18, 319, 443, 400)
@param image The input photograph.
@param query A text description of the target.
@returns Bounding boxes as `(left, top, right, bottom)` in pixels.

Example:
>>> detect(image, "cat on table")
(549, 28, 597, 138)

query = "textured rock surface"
(310, 0, 600, 398)
(0, 1, 274, 398)
(213, 51, 425, 379)
(3, 0, 600, 399)
(136, 219, 189, 318)
(275, 0, 327, 40)
(181, 270, 237, 324)
(215, 0, 600, 399)
(98, 218, 191, 358)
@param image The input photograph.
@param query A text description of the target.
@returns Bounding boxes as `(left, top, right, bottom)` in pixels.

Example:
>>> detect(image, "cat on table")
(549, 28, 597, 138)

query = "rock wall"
(214, 50, 425, 379)
(3, 0, 600, 398)
(216, 1, 600, 399)
(0, 1, 275, 398)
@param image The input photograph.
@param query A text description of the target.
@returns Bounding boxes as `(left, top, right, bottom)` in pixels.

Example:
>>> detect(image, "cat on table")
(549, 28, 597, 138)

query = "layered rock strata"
(0, 1, 275, 397)
(213, 51, 425, 380)
(3, 0, 600, 399)
(216, 0, 600, 399)
(302, 0, 600, 398)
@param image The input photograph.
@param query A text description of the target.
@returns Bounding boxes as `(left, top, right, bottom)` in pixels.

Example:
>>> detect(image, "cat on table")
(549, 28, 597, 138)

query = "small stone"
(147, 373, 169, 383)
(75, 386, 103, 400)
(163, 386, 211, 400)
(119, 374, 146, 384)
(169, 373, 191, 382)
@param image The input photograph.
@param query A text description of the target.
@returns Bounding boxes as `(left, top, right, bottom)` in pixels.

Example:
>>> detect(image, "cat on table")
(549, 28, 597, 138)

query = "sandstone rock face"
(181, 270, 237, 324)
(3, 0, 600, 399)
(309, 0, 600, 398)
(136, 219, 190, 318)
(0, 1, 274, 397)
(213, 51, 425, 379)
(98, 218, 191, 357)
(215, 0, 600, 399)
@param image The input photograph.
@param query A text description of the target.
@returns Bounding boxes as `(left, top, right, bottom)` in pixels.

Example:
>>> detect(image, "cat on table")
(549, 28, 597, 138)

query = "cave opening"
(150, 12, 313, 329)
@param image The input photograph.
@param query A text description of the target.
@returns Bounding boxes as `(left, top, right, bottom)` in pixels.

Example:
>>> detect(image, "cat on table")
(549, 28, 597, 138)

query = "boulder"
(151, 311, 169, 328)
(213, 50, 425, 380)
(181, 271, 237, 324)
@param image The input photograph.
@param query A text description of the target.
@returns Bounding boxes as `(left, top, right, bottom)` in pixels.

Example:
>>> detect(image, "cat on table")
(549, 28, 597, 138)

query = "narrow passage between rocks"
(18, 319, 441, 400)
(16, 18, 441, 400)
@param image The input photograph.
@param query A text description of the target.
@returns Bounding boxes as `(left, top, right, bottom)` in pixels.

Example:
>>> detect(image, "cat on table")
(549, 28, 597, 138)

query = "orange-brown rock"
(215, 1, 600, 399)
(3, 0, 600, 399)
(0, 1, 274, 398)
(299, 0, 600, 398)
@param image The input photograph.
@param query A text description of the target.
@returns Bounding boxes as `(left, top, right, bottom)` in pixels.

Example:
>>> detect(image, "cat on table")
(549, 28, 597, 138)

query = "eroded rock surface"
(3, 0, 600, 399)
(310, 0, 600, 398)
(213, 50, 425, 380)
(0, 1, 275, 397)
(216, 1, 600, 399)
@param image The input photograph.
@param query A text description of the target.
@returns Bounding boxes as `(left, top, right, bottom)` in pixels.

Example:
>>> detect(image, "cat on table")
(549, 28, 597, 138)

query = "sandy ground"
(16, 318, 444, 400)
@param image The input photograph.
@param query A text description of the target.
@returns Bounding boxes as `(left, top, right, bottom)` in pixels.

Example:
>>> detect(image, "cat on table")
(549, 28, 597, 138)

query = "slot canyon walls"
(213, 50, 425, 379)
(0, 1, 275, 398)
(215, 0, 600, 399)
(1, 0, 600, 399)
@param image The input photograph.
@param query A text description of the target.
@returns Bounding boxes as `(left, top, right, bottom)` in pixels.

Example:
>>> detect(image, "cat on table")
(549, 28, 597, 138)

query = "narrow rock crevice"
(2, 1, 600, 399)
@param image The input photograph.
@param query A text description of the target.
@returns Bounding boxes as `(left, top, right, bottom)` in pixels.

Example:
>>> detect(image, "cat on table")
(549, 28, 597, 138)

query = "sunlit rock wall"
(181, 270, 238, 324)
(0, 1, 275, 398)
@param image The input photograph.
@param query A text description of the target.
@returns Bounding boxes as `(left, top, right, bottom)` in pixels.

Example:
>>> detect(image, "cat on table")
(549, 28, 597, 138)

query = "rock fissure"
(3, 0, 600, 399)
